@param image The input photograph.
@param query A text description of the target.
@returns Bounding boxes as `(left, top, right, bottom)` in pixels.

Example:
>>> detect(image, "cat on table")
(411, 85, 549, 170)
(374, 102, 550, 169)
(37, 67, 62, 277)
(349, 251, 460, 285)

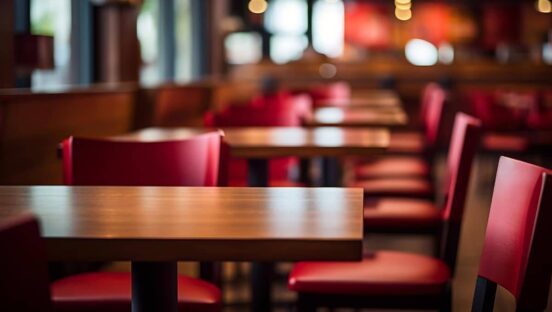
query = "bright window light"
(270, 35, 308, 64)
(405, 39, 438, 66)
(225, 32, 263, 65)
(265, 0, 307, 35)
(30, 0, 71, 89)
(313, 0, 344, 57)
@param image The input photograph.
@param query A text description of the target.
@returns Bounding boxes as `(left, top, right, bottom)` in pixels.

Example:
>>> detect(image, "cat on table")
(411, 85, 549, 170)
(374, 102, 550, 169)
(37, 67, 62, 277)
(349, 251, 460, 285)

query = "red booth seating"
(54, 133, 223, 312)
(288, 113, 482, 311)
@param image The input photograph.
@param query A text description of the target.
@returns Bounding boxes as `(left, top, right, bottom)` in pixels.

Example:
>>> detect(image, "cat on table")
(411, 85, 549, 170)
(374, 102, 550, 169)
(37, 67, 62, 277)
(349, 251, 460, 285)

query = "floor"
(104, 153, 552, 311)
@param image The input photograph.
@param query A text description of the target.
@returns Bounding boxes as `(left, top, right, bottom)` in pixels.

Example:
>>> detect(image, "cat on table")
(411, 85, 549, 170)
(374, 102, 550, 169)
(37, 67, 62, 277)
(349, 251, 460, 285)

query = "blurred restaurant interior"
(0, 0, 551, 311)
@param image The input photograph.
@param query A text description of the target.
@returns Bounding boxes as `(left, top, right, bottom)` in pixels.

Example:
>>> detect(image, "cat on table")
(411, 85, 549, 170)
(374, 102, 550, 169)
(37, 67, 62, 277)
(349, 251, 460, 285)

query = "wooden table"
(304, 107, 408, 127)
(113, 126, 386, 310)
(317, 91, 402, 108)
(116, 127, 390, 186)
(0, 186, 364, 312)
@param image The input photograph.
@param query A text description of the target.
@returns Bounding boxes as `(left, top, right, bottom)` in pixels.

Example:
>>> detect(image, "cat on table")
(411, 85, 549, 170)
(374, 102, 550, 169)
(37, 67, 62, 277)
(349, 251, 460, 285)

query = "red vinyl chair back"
(474, 157, 552, 311)
(309, 81, 351, 107)
(204, 103, 300, 127)
(467, 89, 530, 131)
(422, 85, 446, 149)
(62, 132, 222, 186)
(0, 214, 53, 312)
(439, 113, 482, 272)
(526, 90, 552, 130)
(418, 82, 440, 125)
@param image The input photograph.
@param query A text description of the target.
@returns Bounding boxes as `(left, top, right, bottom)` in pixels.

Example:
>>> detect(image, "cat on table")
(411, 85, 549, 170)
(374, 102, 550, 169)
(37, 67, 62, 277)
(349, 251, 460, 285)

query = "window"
(30, 0, 71, 89)
(175, 0, 193, 82)
(264, 0, 308, 63)
(138, 0, 161, 85)
(313, 0, 344, 57)
(225, 32, 263, 65)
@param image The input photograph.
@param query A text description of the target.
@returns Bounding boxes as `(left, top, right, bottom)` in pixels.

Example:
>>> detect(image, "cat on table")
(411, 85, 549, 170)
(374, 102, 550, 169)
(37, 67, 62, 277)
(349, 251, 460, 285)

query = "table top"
(0, 186, 364, 262)
(115, 127, 390, 158)
(316, 98, 401, 108)
(304, 107, 408, 127)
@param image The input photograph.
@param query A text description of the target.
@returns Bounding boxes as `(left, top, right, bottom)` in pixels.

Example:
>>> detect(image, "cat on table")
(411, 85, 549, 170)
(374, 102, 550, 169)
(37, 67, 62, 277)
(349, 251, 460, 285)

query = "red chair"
(205, 94, 311, 187)
(308, 81, 351, 108)
(526, 90, 552, 130)
(54, 133, 223, 312)
(0, 214, 53, 312)
(468, 89, 532, 153)
(472, 157, 552, 311)
(350, 86, 447, 198)
(363, 113, 481, 235)
(354, 83, 446, 180)
(288, 113, 482, 311)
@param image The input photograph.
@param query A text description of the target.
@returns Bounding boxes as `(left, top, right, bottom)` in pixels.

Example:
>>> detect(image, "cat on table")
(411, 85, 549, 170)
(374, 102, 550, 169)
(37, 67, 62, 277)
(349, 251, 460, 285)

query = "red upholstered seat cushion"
(349, 177, 433, 198)
(364, 198, 441, 230)
(51, 272, 221, 312)
(481, 133, 529, 153)
(289, 251, 450, 296)
(355, 156, 430, 179)
(387, 131, 425, 154)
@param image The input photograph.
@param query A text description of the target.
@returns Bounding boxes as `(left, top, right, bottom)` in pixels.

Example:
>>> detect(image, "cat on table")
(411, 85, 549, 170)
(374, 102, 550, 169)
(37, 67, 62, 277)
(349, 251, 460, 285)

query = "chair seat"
(289, 251, 450, 296)
(387, 132, 425, 154)
(355, 156, 430, 179)
(481, 133, 529, 153)
(349, 177, 434, 198)
(364, 198, 441, 231)
(51, 272, 221, 312)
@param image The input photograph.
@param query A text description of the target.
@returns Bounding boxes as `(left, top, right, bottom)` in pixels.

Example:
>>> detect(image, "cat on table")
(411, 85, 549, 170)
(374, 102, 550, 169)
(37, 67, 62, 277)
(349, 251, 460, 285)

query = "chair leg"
(439, 283, 452, 312)
(296, 293, 317, 312)
(199, 261, 223, 287)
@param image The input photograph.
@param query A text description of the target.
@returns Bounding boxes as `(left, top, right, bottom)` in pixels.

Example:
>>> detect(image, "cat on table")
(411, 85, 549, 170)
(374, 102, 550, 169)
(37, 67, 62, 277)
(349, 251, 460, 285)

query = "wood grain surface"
(113, 127, 389, 158)
(0, 186, 363, 262)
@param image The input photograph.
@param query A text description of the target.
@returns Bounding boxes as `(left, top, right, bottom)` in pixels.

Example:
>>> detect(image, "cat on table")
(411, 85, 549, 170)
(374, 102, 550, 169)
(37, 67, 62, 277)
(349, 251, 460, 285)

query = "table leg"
(299, 157, 312, 186)
(321, 156, 342, 187)
(247, 158, 269, 187)
(247, 158, 273, 312)
(132, 261, 178, 312)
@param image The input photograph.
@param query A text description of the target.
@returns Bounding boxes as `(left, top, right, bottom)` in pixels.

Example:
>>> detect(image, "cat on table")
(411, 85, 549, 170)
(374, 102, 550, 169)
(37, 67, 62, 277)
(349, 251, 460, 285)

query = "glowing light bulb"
(395, 0, 411, 4)
(395, 8, 412, 21)
(395, 2, 411, 10)
(536, 0, 552, 13)
(248, 0, 268, 14)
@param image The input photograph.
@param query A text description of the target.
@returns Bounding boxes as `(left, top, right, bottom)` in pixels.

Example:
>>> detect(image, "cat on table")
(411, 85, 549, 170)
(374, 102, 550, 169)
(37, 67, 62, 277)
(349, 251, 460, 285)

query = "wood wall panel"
(0, 0, 14, 88)
(0, 87, 136, 185)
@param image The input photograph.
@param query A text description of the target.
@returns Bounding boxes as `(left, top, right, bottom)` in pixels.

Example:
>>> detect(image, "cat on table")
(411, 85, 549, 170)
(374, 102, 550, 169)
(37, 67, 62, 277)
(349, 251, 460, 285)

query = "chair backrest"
(309, 81, 351, 107)
(62, 132, 222, 186)
(423, 85, 447, 149)
(0, 214, 53, 312)
(419, 82, 440, 124)
(473, 157, 551, 312)
(439, 113, 482, 272)
(205, 95, 303, 127)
